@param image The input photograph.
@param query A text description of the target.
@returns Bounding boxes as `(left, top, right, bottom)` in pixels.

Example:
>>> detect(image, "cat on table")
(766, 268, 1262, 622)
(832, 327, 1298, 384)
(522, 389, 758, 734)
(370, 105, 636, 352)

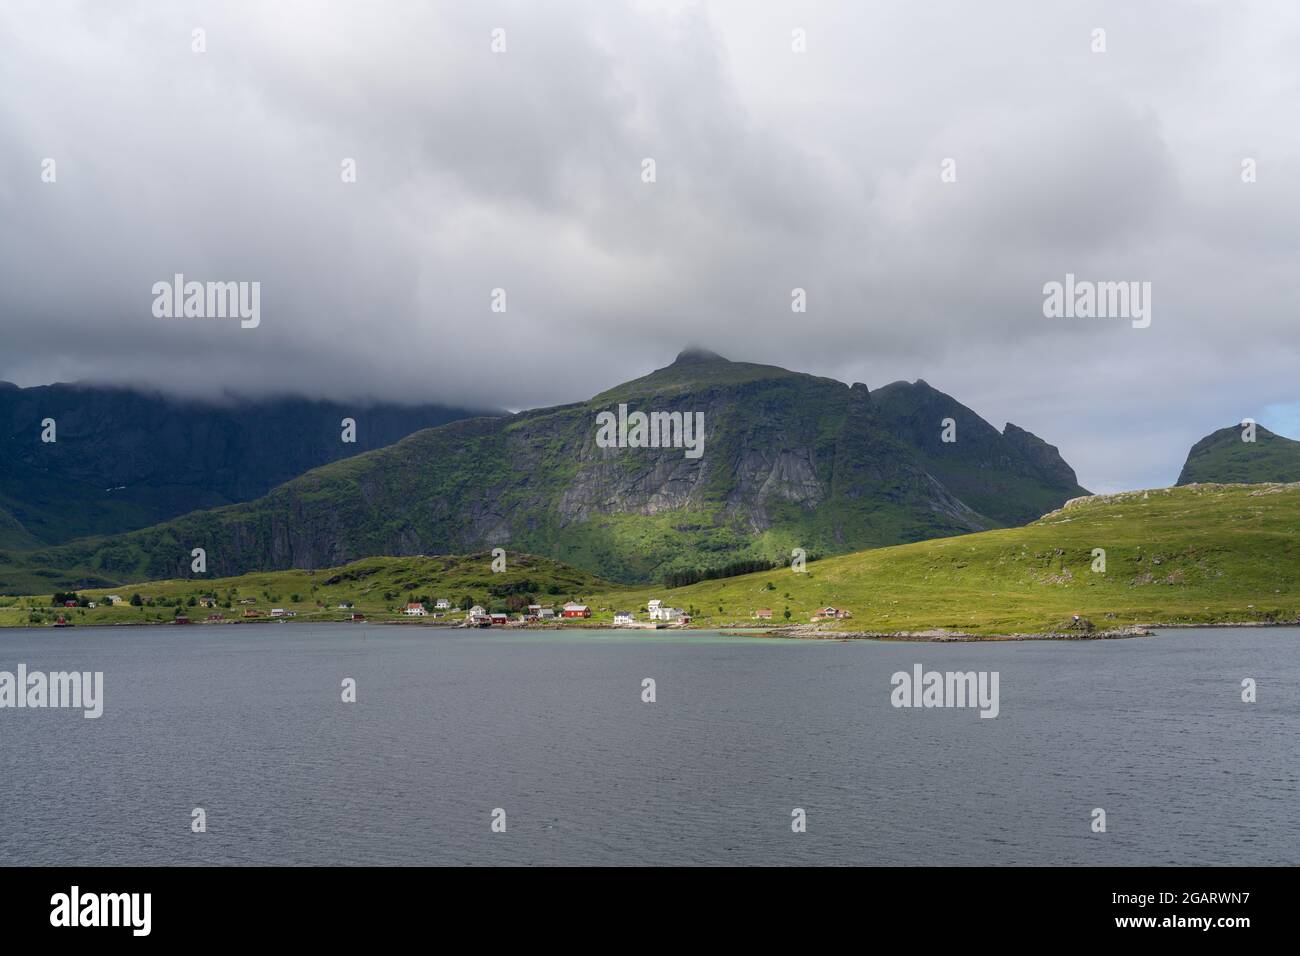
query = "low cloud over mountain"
(2, 1, 1298, 494)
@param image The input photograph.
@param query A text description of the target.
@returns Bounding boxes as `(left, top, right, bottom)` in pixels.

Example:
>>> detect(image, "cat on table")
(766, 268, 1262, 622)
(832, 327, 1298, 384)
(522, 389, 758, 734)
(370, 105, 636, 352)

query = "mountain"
(0, 381, 494, 547)
(0, 351, 1088, 591)
(1177, 423, 1300, 485)
(871, 379, 1084, 525)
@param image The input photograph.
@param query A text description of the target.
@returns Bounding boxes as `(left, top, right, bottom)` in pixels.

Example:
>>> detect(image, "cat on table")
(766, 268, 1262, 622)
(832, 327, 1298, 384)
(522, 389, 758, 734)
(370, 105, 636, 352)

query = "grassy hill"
(0, 552, 612, 628)
(584, 483, 1300, 635)
(5, 484, 1297, 637)
(1177, 423, 1300, 485)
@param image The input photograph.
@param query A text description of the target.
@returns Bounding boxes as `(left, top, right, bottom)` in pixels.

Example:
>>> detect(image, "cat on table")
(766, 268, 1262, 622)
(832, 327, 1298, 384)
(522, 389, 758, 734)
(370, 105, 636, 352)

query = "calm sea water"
(0, 624, 1295, 866)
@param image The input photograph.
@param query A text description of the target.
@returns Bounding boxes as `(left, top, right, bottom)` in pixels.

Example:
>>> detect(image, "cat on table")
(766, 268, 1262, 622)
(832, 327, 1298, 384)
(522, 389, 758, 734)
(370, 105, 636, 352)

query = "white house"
(435, 598, 450, 610)
(468, 604, 488, 621)
(405, 602, 427, 617)
(649, 600, 682, 621)
(537, 606, 555, 619)
(613, 611, 634, 625)
(105, 595, 123, 606)
(270, 608, 286, 618)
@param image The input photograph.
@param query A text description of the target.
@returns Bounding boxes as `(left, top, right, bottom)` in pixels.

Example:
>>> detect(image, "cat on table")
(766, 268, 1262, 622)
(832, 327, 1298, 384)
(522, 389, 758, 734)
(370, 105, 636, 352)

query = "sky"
(1, 0, 1297, 493)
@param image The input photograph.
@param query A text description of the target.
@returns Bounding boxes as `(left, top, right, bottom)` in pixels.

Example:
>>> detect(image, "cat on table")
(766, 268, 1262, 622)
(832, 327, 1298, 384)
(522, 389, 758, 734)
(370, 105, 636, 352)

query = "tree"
(130, 593, 143, 607)
(783, 607, 792, 620)
(459, 595, 475, 611)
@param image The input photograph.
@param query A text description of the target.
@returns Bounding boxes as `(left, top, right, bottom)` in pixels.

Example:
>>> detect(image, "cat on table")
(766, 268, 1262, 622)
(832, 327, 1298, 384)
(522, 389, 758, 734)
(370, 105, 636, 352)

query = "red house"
(561, 603, 591, 618)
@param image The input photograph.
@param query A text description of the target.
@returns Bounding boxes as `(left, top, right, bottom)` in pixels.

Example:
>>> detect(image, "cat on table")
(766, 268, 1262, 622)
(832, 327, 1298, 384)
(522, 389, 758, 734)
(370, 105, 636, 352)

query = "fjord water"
(0, 625, 1295, 866)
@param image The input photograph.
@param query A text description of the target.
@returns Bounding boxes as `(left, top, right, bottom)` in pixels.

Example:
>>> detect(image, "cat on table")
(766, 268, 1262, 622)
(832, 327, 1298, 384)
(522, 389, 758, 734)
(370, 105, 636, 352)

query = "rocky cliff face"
(0, 352, 1089, 589)
(871, 379, 1087, 526)
(1002, 422, 1082, 490)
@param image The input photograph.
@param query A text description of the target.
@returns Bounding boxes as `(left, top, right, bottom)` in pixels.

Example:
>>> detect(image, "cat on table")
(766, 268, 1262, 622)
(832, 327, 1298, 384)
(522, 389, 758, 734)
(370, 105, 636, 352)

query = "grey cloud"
(1, 0, 1297, 494)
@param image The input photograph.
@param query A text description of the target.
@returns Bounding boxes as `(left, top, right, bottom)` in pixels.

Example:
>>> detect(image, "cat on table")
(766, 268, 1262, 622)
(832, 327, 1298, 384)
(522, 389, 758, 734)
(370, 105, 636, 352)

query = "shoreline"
(5, 617, 1300, 641)
(743, 624, 1154, 642)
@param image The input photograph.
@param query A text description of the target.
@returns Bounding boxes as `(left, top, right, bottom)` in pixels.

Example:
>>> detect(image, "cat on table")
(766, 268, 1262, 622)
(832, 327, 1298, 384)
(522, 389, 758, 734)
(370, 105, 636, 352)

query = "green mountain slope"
(1177, 423, 1300, 485)
(0, 381, 494, 545)
(0, 351, 1088, 592)
(588, 483, 1300, 635)
(0, 504, 37, 549)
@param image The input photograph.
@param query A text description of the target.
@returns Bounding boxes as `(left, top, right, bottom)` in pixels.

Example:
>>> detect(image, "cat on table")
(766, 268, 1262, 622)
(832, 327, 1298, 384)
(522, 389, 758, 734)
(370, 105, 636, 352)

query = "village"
(18, 589, 854, 631)
(400, 598, 691, 629)
(397, 597, 853, 630)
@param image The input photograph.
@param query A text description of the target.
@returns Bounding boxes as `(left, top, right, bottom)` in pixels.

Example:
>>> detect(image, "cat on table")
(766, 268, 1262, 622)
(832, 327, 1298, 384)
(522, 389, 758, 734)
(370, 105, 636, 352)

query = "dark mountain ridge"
(0, 381, 495, 547)
(0, 352, 1088, 591)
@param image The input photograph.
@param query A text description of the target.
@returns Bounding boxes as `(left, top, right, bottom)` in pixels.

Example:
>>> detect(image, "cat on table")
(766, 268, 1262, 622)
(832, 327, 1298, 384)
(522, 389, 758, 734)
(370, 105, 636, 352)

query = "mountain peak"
(673, 347, 728, 365)
(1177, 422, 1300, 485)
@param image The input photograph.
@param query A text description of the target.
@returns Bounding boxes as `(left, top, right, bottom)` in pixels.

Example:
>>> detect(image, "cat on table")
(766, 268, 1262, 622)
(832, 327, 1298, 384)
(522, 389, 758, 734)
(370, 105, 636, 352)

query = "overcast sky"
(2, 1, 1297, 493)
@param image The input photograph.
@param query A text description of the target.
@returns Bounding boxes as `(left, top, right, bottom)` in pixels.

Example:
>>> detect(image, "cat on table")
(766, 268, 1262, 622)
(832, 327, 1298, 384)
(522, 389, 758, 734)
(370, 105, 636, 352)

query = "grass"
(582, 482, 1300, 635)
(0, 552, 613, 628)
(4, 483, 1296, 637)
